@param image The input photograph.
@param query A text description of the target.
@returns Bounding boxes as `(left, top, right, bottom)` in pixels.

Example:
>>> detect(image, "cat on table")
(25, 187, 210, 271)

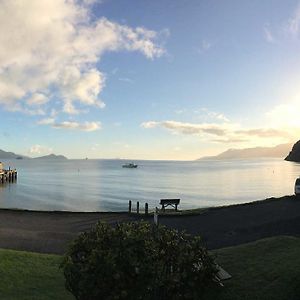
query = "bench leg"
(175, 204, 178, 211)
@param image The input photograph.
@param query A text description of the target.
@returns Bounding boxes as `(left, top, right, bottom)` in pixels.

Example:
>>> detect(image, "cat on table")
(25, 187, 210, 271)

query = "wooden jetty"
(0, 162, 17, 184)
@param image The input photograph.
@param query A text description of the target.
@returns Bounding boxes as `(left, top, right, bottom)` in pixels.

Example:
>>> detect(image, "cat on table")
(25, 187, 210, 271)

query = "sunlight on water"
(0, 158, 299, 212)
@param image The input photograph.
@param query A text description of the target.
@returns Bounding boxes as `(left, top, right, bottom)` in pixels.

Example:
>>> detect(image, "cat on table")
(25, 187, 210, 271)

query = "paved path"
(0, 210, 138, 254)
(0, 195, 300, 254)
(159, 195, 300, 249)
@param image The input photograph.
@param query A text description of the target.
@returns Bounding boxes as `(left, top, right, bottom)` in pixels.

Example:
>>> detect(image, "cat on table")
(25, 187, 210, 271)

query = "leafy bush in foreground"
(62, 221, 219, 300)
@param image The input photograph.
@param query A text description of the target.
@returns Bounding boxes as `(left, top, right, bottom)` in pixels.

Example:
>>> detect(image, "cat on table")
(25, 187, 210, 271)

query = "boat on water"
(122, 163, 138, 168)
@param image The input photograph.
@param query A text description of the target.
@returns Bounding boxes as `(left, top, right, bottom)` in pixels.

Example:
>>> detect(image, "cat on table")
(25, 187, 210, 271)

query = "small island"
(34, 154, 68, 160)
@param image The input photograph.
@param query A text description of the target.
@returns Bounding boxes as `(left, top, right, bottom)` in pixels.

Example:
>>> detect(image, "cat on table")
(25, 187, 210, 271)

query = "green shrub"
(62, 221, 219, 300)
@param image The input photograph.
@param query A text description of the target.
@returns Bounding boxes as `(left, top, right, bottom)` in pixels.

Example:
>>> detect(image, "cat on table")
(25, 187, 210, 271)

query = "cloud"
(197, 40, 212, 54)
(263, 25, 275, 43)
(141, 119, 291, 145)
(29, 144, 53, 155)
(234, 128, 289, 138)
(27, 93, 49, 106)
(162, 121, 228, 136)
(201, 40, 211, 50)
(141, 121, 159, 129)
(141, 120, 231, 136)
(52, 121, 101, 131)
(212, 138, 248, 143)
(37, 117, 101, 131)
(286, 3, 300, 37)
(262, 4, 300, 43)
(0, 0, 165, 120)
(197, 108, 230, 122)
(118, 77, 134, 83)
(37, 118, 56, 125)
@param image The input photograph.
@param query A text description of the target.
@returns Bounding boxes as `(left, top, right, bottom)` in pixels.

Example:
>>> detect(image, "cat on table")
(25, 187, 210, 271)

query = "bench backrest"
(160, 198, 180, 205)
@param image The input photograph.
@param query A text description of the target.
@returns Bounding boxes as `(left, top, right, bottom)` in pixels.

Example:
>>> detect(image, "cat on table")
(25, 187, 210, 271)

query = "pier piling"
(0, 166, 17, 185)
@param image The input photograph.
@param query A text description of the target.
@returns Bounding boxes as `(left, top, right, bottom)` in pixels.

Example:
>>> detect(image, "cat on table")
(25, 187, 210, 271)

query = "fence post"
(137, 201, 139, 214)
(154, 207, 159, 225)
(145, 203, 148, 216)
(128, 200, 132, 213)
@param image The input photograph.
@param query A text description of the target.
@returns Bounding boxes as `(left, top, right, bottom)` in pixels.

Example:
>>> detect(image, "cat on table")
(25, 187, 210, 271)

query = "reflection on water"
(0, 158, 299, 212)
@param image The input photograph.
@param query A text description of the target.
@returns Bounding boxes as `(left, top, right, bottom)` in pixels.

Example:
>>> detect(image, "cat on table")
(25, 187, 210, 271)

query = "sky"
(1, 0, 300, 160)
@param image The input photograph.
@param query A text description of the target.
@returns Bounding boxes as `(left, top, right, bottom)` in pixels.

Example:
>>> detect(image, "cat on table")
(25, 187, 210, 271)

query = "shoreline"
(0, 195, 299, 254)
(0, 194, 294, 214)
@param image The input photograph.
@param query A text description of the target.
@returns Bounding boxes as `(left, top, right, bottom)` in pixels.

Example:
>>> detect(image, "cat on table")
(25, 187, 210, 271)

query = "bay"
(0, 158, 299, 212)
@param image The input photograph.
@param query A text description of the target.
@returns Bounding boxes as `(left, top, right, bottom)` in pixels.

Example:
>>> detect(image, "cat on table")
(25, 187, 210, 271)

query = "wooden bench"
(159, 199, 180, 211)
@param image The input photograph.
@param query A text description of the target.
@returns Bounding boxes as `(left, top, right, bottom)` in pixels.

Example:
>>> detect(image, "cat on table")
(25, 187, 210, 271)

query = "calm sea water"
(0, 158, 299, 212)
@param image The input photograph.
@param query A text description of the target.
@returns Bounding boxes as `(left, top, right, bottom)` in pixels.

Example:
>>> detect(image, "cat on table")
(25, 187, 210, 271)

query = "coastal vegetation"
(1, 236, 299, 299)
(62, 221, 219, 300)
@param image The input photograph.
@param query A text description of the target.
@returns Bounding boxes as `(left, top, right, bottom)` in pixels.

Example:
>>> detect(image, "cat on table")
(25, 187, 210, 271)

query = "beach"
(0, 195, 299, 254)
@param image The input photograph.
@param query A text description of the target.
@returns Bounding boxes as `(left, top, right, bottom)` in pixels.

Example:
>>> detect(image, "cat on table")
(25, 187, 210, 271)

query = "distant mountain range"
(0, 149, 26, 159)
(198, 143, 293, 160)
(0, 149, 67, 160)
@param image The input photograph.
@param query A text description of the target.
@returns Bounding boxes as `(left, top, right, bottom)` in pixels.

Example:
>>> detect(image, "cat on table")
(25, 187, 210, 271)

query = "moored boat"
(122, 163, 138, 168)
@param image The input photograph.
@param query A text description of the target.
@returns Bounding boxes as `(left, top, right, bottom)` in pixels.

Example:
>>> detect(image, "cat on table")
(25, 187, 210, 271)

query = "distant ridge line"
(198, 143, 292, 160)
(0, 149, 67, 160)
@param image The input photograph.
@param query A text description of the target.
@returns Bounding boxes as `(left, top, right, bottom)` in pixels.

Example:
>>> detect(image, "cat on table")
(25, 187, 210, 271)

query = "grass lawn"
(0, 236, 299, 299)
(208, 236, 300, 300)
(0, 249, 73, 300)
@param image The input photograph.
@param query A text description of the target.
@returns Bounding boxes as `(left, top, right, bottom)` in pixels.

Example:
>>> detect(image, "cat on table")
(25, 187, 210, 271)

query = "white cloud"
(162, 120, 229, 136)
(37, 118, 55, 125)
(141, 121, 159, 129)
(27, 93, 49, 106)
(198, 108, 230, 122)
(142, 120, 233, 136)
(37, 117, 101, 131)
(141, 119, 291, 145)
(118, 77, 134, 83)
(235, 128, 290, 138)
(52, 121, 101, 131)
(197, 40, 212, 53)
(262, 4, 300, 43)
(201, 40, 211, 50)
(0, 0, 165, 123)
(174, 109, 186, 115)
(286, 3, 300, 37)
(29, 144, 53, 155)
(263, 25, 275, 43)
